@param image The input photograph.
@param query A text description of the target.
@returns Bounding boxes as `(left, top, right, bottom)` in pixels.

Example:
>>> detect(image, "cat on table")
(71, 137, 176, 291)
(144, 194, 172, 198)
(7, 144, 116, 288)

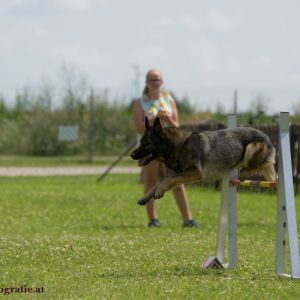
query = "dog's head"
(131, 117, 166, 167)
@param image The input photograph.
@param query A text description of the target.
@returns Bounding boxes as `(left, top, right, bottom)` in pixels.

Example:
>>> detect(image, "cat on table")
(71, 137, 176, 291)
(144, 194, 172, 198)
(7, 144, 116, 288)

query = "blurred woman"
(132, 69, 199, 228)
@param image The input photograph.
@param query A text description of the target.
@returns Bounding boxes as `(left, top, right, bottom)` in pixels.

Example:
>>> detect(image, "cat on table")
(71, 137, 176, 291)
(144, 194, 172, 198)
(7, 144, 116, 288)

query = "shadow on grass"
(96, 265, 233, 280)
(100, 224, 201, 231)
(101, 224, 145, 230)
(238, 221, 272, 229)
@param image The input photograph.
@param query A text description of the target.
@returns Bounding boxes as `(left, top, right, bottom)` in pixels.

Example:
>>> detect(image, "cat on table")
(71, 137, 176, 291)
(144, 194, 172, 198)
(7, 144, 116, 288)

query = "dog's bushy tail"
(243, 142, 275, 169)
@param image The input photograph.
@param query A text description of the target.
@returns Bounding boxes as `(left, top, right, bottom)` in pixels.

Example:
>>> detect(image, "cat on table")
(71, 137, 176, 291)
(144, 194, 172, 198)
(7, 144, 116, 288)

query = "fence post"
(88, 89, 95, 162)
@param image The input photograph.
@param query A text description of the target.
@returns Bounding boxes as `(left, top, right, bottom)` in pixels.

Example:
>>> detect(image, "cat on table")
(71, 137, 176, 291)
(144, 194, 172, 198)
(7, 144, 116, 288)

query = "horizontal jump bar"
(231, 178, 277, 188)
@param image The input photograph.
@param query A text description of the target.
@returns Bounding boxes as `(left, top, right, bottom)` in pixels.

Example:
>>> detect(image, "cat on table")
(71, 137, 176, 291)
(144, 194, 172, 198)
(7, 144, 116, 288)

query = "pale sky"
(0, 0, 300, 113)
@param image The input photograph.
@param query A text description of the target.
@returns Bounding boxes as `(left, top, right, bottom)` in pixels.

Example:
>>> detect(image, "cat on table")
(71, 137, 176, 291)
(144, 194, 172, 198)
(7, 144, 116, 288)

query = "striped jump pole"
(202, 112, 300, 279)
(230, 179, 277, 188)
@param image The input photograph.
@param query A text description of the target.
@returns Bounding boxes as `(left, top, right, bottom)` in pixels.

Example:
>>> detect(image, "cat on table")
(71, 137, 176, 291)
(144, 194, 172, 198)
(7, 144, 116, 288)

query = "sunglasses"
(147, 78, 163, 83)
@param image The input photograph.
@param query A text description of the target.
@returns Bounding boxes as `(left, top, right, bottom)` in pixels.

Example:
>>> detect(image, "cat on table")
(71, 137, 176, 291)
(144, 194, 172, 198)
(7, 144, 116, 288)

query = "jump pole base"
(202, 256, 224, 269)
(278, 273, 300, 279)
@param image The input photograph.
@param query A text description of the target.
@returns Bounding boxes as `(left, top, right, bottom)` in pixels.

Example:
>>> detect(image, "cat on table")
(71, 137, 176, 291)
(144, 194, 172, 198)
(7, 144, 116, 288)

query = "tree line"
(0, 79, 299, 156)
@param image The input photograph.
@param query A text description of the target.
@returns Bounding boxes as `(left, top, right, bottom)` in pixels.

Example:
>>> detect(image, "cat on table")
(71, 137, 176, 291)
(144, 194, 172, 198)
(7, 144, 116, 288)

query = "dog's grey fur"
(131, 117, 276, 205)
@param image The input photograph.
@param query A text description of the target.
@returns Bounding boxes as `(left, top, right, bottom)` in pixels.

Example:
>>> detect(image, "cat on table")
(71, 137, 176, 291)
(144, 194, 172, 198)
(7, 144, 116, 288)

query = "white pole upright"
(276, 112, 300, 279)
(215, 114, 238, 268)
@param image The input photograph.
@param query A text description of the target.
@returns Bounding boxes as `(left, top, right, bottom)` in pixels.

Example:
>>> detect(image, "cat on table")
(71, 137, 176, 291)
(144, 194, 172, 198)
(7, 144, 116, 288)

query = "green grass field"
(0, 174, 300, 299)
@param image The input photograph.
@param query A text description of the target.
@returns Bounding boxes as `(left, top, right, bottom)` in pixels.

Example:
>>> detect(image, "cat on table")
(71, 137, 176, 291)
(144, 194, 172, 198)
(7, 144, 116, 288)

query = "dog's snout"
(131, 150, 137, 160)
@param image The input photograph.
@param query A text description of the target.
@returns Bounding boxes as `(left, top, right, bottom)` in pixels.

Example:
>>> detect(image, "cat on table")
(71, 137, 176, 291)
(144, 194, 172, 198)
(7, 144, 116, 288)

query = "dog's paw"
(137, 197, 150, 206)
(238, 176, 245, 182)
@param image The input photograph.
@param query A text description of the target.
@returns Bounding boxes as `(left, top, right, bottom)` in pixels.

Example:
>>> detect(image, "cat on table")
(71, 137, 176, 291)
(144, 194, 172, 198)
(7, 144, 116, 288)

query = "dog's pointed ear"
(145, 116, 151, 131)
(153, 117, 163, 136)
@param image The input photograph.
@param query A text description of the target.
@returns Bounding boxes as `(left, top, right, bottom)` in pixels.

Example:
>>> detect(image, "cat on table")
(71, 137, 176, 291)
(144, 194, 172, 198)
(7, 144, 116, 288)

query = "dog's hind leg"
(260, 162, 277, 181)
(240, 142, 276, 181)
(239, 163, 276, 182)
(239, 168, 257, 181)
(260, 149, 276, 181)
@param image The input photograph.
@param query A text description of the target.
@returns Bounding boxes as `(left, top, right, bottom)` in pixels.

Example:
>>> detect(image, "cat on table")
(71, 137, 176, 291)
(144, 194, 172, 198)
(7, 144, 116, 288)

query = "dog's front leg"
(137, 183, 160, 205)
(154, 169, 204, 199)
(137, 178, 173, 205)
(138, 168, 203, 205)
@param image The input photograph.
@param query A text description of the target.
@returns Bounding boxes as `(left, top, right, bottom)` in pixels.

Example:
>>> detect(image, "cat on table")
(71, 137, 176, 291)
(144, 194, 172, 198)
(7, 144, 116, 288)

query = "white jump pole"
(276, 112, 300, 279)
(215, 114, 238, 268)
(202, 114, 238, 269)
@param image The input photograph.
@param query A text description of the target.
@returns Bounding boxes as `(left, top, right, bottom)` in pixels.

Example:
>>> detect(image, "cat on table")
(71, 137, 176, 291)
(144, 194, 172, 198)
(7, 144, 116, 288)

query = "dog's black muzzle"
(130, 149, 140, 160)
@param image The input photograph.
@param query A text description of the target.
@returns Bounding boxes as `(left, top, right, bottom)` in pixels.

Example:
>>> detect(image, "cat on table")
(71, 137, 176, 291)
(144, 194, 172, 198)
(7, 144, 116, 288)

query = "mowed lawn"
(0, 174, 300, 299)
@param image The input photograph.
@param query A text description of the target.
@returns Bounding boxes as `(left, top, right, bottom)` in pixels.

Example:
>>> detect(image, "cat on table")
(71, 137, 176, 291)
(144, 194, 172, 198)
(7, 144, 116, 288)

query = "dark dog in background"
(131, 117, 276, 205)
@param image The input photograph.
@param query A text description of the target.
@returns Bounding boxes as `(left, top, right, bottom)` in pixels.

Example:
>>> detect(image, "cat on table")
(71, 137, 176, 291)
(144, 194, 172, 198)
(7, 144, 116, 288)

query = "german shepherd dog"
(131, 117, 276, 205)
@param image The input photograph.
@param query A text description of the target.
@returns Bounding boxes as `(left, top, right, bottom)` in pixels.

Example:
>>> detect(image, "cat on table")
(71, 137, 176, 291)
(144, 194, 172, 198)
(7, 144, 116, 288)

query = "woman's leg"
(172, 184, 192, 222)
(143, 160, 160, 221)
(160, 165, 192, 222)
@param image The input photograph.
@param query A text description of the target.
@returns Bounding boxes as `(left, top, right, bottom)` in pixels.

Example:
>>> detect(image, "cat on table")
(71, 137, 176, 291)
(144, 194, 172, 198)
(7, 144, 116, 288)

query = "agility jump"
(230, 178, 277, 188)
(203, 112, 300, 280)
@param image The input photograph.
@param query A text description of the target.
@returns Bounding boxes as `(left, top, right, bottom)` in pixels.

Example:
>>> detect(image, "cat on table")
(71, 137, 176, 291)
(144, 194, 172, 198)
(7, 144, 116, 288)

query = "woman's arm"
(157, 95, 180, 127)
(132, 100, 146, 134)
(170, 97, 180, 127)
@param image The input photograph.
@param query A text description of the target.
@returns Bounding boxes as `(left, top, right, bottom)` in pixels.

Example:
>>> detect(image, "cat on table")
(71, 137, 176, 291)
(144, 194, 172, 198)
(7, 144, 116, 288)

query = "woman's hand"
(157, 110, 172, 122)
(157, 110, 179, 127)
